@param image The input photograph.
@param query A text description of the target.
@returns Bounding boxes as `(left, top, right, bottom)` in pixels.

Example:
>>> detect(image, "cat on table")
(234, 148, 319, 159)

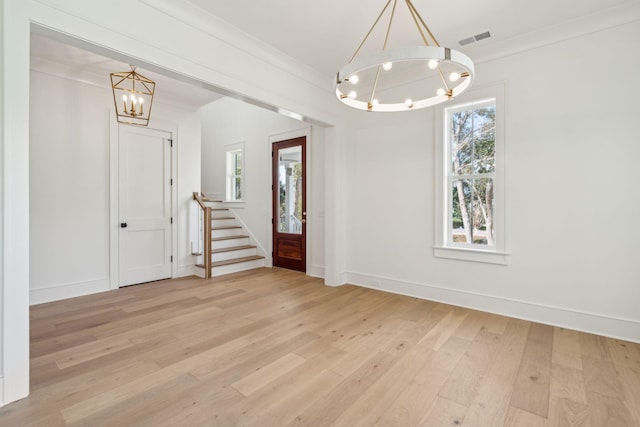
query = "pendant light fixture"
(111, 65, 156, 126)
(335, 0, 474, 112)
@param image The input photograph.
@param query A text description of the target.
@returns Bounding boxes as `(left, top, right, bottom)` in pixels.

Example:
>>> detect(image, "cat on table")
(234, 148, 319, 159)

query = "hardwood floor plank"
(1, 269, 639, 426)
(462, 319, 531, 427)
(231, 352, 307, 396)
(617, 365, 640, 425)
(371, 336, 471, 426)
(585, 390, 636, 426)
(438, 328, 502, 406)
(504, 406, 548, 427)
(510, 323, 554, 417)
(418, 396, 467, 427)
(582, 355, 625, 399)
(547, 397, 590, 427)
(550, 362, 587, 405)
(285, 350, 401, 426)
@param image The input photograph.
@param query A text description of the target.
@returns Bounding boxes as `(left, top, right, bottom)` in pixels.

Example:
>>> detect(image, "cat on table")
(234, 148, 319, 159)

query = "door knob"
(301, 219, 306, 224)
(120, 223, 128, 228)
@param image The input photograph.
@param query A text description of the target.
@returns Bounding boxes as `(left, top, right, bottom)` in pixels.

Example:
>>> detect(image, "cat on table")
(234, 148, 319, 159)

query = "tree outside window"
(447, 100, 496, 246)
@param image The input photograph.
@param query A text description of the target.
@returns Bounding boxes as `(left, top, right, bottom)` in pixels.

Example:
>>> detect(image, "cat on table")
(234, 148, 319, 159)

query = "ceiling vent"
(459, 31, 491, 46)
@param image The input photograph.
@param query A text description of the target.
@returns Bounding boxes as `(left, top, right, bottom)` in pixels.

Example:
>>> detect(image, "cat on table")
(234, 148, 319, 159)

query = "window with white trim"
(225, 142, 244, 202)
(435, 83, 507, 264)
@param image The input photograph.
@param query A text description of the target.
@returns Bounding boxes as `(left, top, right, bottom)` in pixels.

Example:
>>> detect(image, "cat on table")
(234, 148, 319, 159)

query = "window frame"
(225, 141, 245, 203)
(434, 82, 508, 264)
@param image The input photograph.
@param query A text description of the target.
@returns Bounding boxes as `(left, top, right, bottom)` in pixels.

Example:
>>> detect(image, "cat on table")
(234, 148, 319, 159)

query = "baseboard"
(346, 272, 640, 344)
(308, 265, 325, 279)
(0, 376, 4, 407)
(30, 278, 110, 305)
(179, 264, 206, 278)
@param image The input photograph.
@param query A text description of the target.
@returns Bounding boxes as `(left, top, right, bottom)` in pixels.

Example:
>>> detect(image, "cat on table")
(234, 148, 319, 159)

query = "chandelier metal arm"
(349, 0, 393, 63)
(435, 61, 452, 93)
(368, 0, 398, 107)
(406, 0, 440, 47)
(406, 0, 430, 46)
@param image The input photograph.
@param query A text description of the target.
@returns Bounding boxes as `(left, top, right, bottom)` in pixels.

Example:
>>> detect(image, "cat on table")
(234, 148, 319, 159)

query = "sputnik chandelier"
(335, 0, 474, 112)
(111, 65, 156, 126)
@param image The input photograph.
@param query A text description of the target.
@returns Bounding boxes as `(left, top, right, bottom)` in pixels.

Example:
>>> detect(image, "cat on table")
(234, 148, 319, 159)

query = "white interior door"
(119, 125, 172, 286)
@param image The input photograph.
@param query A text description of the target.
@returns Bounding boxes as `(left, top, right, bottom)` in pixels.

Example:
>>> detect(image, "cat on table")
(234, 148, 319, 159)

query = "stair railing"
(193, 192, 212, 278)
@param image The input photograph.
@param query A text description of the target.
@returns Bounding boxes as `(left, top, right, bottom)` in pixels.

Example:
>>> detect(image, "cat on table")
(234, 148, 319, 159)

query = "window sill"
(433, 246, 509, 265)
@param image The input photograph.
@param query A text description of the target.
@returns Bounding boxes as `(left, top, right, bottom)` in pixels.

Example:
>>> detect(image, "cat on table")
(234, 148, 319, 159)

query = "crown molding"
(465, 1, 640, 65)
(138, 0, 330, 92)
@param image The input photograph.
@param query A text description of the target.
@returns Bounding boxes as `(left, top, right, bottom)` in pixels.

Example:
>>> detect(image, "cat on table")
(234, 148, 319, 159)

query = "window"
(225, 142, 244, 202)
(435, 83, 507, 264)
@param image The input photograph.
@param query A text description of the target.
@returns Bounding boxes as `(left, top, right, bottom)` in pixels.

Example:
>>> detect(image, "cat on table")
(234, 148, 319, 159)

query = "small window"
(225, 142, 244, 202)
(435, 83, 507, 264)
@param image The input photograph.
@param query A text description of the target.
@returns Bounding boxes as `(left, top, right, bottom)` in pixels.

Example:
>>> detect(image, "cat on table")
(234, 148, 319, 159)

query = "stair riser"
(212, 211, 231, 219)
(211, 259, 265, 277)
(213, 237, 250, 249)
(211, 218, 236, 228)
(212, 248, 258, 262)
(205, 201, 225, 209)
(212, 228, 242, 239)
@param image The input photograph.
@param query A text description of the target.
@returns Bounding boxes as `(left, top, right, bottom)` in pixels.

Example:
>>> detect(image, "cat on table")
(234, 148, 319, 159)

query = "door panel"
(119, 125, 172, 286)
(272, 137, 306, 272)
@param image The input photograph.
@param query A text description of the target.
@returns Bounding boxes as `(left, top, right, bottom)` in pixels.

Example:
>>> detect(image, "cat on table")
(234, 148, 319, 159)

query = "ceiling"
(30, 33, 224, 111)
(188, 0, 634, 76)
(30, 0, 634, 110)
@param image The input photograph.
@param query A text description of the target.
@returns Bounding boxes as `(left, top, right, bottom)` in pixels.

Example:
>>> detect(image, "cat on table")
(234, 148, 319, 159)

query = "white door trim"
(109, 111, 178, 289)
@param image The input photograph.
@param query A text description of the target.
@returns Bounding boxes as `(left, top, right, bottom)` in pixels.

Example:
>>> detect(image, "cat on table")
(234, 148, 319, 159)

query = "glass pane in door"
(278, 146, 303, 234)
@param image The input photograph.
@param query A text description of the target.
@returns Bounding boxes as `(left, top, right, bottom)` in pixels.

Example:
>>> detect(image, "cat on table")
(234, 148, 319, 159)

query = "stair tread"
(212, 255, 264, 268)
(211, 245, 256, 254)
(212, 235, 249, 242)
(212, 217, 235, 220)
(212, 208, 229, 211)
(212, 225, 241, 230)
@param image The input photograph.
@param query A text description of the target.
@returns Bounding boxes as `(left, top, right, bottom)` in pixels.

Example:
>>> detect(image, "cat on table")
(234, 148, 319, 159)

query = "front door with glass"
(272, 137, 306, 272)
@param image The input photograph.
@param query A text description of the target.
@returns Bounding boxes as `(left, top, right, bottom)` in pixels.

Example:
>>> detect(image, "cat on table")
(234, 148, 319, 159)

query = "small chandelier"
(111, 66, 156, 126)
(335, 0, 474, 112)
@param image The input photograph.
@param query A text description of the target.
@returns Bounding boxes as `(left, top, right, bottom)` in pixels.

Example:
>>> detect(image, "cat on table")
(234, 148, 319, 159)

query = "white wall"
(345, 20, 640, 342)
(200, 97, 325, 277)
(29, 69, 202, 304)
(2, 0, 344, 405)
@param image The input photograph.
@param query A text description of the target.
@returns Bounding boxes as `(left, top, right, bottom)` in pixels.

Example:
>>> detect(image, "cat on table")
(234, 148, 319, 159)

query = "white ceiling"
(187, 0, 634, 76)
(30, 0, 635, 110)
(30, 33, 224, 111)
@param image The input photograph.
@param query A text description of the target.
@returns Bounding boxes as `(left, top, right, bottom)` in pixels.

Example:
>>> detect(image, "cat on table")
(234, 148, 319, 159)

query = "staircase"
(194, 196, 265, 277)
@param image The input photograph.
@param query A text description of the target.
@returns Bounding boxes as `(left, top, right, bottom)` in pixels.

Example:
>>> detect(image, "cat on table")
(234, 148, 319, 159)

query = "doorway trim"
(109, 111, 178, 289)
(268, 127, 312, 273)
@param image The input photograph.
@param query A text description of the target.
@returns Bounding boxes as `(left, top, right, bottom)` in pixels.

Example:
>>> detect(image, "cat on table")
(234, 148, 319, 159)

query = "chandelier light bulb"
(349, 75, 359, 84)
(449, 72, 461, 82)
(139, 97, 144, 104)
(372, 99, 379, 106)
(382, 62, 393, 71)
(348, 91, 357, 99)
(436, 88, 446, 96)
(428, 59, 439, 69)
(405, 98, 413, 107)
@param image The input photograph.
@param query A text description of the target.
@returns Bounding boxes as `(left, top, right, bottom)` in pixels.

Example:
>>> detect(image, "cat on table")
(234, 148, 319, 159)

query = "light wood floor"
(1, 268, 639, 426)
